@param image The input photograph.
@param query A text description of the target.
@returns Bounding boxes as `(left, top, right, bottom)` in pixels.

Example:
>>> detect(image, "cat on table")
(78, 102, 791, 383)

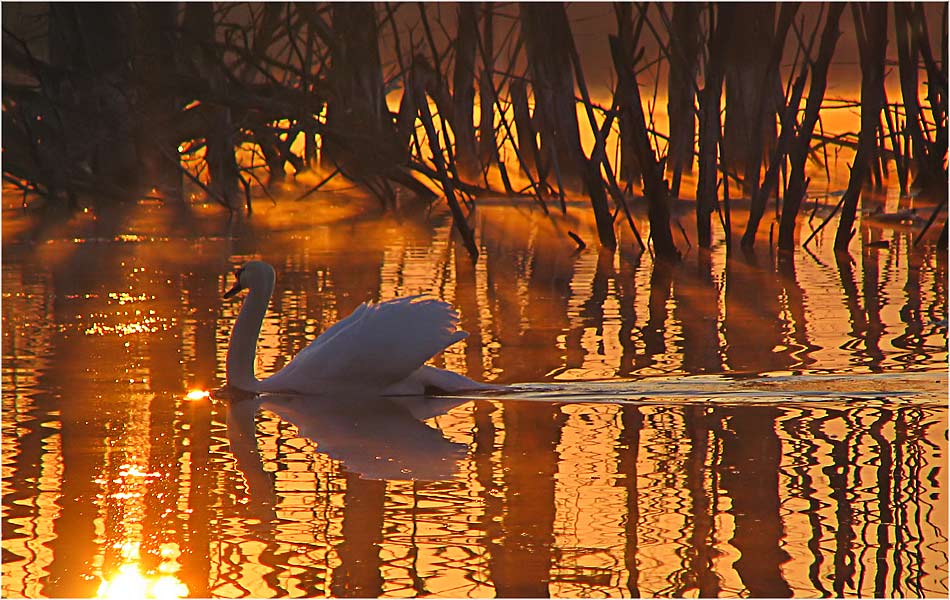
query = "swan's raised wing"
(299, 301, 370, 356)
(263, 296, 467, 392)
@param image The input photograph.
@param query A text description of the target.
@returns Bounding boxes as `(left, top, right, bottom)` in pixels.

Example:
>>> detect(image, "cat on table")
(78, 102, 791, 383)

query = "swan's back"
(261, 296, 467, 393)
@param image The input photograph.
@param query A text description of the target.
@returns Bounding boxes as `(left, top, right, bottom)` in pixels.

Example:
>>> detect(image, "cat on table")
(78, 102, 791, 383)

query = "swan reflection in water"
(221, 388, 471, 518)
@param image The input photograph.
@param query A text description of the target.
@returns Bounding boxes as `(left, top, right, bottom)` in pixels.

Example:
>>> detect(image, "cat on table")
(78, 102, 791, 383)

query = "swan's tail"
(383, 365, 505, 396)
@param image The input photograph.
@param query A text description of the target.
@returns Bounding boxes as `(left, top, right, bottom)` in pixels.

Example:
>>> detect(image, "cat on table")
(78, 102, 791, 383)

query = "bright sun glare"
(185, 389, 210, 401)
(97, 563, 188, 599)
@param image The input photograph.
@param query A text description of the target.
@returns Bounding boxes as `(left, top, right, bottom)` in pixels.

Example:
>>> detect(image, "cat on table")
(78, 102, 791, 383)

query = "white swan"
(223, 260, 495, 395)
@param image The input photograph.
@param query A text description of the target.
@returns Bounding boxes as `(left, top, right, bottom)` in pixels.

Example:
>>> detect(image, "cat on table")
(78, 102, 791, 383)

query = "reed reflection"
(718, 406, 793, 597)
(674, 252, 723, 374)
(615, 405, 644, 596)
(671, 405, 720, 597)
(636, 257, 675, 374)
(723, 250, 818, 373)
(477, 207, 576, 383)
(490, 401, 565, 597)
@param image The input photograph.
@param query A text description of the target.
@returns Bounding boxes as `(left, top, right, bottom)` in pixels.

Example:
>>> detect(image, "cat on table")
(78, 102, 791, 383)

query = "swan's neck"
(227, 279, 273, 391)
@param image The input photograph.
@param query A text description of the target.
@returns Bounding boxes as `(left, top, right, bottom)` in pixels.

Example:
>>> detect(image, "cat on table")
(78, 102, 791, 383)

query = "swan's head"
(223, 260, 276, 298)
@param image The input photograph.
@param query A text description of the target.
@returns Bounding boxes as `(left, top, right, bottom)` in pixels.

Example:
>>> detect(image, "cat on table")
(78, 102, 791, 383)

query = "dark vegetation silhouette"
(2, 2, 947, 258)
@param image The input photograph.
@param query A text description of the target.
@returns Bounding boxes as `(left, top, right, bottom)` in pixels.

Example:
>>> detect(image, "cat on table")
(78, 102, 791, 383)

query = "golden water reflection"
(2, 198, 947, 597)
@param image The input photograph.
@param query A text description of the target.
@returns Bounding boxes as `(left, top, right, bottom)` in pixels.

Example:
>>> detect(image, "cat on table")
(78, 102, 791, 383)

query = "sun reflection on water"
(185, 389, 210, 401)
(97, 539, 188, 599)
(97, 563, 188, 599)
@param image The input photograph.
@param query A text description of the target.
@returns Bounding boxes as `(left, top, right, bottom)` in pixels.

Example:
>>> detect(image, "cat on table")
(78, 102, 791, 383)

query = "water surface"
(3, 196, 947, 597)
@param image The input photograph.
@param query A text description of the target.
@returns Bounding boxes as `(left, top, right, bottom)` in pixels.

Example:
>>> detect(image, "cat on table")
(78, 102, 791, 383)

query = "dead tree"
(320, 4, 434, 204)
(740, 26, 808, 248)
(19, 4, 188, 203)
(614, 3, 644, 187)
(47, 3, 138, 189)
(4, 3, 309, 211)
(132, 3, 183, 195)
(452, 3, 481, 179)
(894, 3, 947, 195)
(519, 3, 586, 191)
(515, 3, 618, 248)
(778, 5, 845, 251)
(565, 24, 619, 249)
(477, 3, 496, 170)
(510, 79, 541, 176)
(834, 4, 888, 251)
(722, 3, 779, 194)
(609, 34, 679, 259)
(237, 4, 304, 187)
(322, 5, 389, 170)
(738, 4, 802, 248)
(696, 4, 731, 249)
(410, 61, 480, 260)
(667, 2, 702, 196)
(180, 4, 244, 209)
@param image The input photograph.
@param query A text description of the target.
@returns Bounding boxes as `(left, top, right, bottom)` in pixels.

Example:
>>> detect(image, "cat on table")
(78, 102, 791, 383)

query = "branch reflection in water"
(223, 388, 471, 521)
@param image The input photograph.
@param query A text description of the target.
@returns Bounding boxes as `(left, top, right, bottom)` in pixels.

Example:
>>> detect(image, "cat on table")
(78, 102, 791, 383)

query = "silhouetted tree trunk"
(743, 3, 799, 214)
(478, 3, 496, 168)
(510, 79, 540, 176)
(722, 3, 778, 194)
(609, 34, 679, 259)
(835, 4, 888, 251)
(323, 4, 437, 203)
(205, 107, 242, 209)
(47, 4, 138, 192)
(453, 3, 480, 180)
(36, 4, 207, 202)
(241, 4, 295, 186)
(741, 65, 807, 248)
(696, 5, 730, 248)
(894, 3, 946, 194)
(133, 3, 181, 196)
(180, 2, 242, 208)
(779, 5, 844, 251)
(412, 64, 480, 259)
(667, 2, 701, 196)
(520, 3, 585, 191)
(564, 13, 618, 248)
(614, 3, 643, 187)
(323, 4, 391, 171)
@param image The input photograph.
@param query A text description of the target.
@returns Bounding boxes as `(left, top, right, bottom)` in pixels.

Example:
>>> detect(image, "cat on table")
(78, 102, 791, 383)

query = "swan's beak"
(223, 283, 243, 299)
(223, 270, 244, 299)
